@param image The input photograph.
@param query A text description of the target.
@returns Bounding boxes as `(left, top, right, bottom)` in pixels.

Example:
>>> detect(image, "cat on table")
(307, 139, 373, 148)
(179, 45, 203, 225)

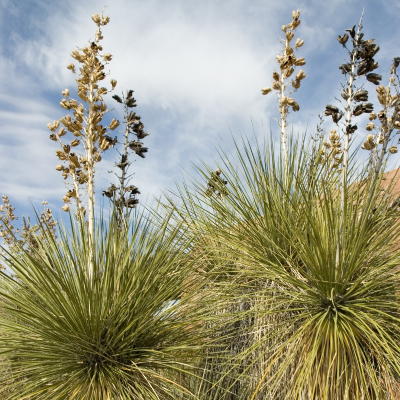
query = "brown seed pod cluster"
(261, 10, 305, 171)
(103, 90, 150, 216)
(48, 11, 120, 217)
(205, 168, 229, 199)
(0, 195, 19, 247)
(362, 62, 400, 170)
(319, 129, 343, 169)
(0, 197, 57, 255)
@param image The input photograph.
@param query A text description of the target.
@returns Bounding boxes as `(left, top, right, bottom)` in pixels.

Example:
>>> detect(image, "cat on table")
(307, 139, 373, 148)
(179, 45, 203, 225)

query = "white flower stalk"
(261, 9, 305, 177)
(48, 10, 119, 280)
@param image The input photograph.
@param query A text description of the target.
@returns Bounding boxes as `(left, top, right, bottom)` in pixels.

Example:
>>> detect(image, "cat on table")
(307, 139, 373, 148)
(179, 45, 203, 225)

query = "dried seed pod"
(366, 73, 382, 85)
(55, 150, 66, 160)
(345, 25, 356, 39)
(66, 189, 77, 198)
(272, 81, 281, 90)
(339, 63, 352, 74)
(62, 204, 70, 212)
(66, 63, 75, 73)
(292, 79, 300, 89)
(286, 67, 294, 78)
(369, 112, 377, 121)
(285, 31, 294, 42)
(62, 89, 70, 97)
(353, 90, 368, 102)
(112, 95, 123, 103)
(292, 9, 300, 20)
(55, 164, 64, 171)
(125, 97, 137, 108)
(295, 38, 304, 48)
(60, 99, 71, 110)
(47, 123, 56, 132)
(58, 127, 67, 137)
(93, 152, 102, 162)
(394, 121, 400, 129)
(390, 57, 400, 75)
(294, 57, 306, 66)
(110, 79, 117, 90)
(70, 139, 80, 147)
(332, 113, 343, 124)
(323, 141, 331, 149)
(362, 141, 375, 151)
(110, 119, 120, 130)
(103, 53, 112, 61)
(325, 104, 340, 116)
(272, 72, 280, 81)
(292, 101, 300, 112)
(366, 122, 375, 131)
(49, 134, 57, 141)
(261, 87, 272, 95)
(91, 12, 101, 23)
(341, 89, 349, 100)
(337, 34, 349, 46)
(389, 146, 398, 154)
(346, 124, 358, 134)
(62, 196, 71, 203)
(296, 69, 306, 81)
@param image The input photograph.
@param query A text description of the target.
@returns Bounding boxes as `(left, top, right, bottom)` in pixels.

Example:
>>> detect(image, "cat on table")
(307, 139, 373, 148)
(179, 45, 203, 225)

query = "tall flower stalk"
(261, 9, 306, 177)
(48, 11, 120, 278)
(102, 90, 149, 227)
(324, 12, 380, 265)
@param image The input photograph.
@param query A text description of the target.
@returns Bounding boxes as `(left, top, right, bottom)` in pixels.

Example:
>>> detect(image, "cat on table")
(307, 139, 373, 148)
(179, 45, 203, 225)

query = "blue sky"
(0, 0, 399, 222)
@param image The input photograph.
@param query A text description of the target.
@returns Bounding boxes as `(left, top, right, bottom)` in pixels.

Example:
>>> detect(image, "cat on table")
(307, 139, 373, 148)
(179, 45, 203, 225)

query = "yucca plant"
(0, 209, 222, 399)
(162, 8, 400, 398)
(169, 132, 400, 399)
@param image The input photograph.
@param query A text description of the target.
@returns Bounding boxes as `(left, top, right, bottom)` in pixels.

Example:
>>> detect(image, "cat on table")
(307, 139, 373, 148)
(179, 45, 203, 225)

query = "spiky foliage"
(168, 134, 400, 399)
(0, 211, 221, 399)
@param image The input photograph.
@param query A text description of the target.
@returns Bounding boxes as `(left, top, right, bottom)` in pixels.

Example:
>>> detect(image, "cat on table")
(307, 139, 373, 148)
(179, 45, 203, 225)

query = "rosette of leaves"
(102, 90, 150, 217)
(170, 133, 400, 399)
(0, 211, 220, 399)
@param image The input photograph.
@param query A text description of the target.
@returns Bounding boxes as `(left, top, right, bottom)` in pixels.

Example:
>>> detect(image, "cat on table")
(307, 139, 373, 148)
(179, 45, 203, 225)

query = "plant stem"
(86, 37, 98, 281)
(337, 15, 363, 269)
(280, 39, 289, 178)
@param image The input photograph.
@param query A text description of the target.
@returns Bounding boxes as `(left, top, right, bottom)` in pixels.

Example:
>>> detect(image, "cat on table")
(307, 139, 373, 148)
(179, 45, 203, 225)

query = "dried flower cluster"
(48, 10, 119, 236)
(0, 195, 19, 248)
(205, 168, 229, 198)
(102, 90, 149, 214)
(362, 60, 400, 179)
(0, 197, 57, 257)
(324, 15, 381, 179)
(320, 129, 343, 169)
(261, 9, 305, 171)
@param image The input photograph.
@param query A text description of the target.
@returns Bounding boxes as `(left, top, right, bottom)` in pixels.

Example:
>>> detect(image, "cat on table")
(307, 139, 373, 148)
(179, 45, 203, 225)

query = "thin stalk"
(117, 102, 131, 228)
(85, 22, 103, 281)
(280, 39, 289, 177)
(337, 14, 363, 269)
